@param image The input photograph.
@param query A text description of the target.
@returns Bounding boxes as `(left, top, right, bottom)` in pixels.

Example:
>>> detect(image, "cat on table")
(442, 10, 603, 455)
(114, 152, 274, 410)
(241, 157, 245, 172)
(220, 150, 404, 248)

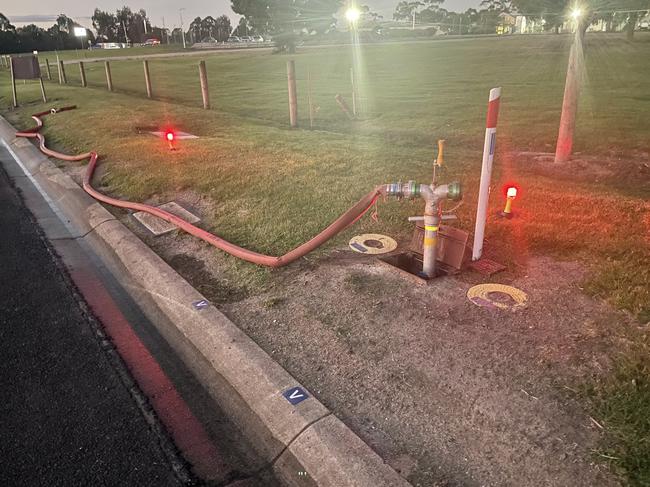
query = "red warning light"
(499, 183, 519, 219)
(164, 130, 176, 150)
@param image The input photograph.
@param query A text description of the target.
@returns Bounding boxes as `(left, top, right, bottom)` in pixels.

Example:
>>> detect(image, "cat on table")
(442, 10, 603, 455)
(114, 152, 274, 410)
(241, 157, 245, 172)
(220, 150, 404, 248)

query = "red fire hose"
(16, 107, 382, 268)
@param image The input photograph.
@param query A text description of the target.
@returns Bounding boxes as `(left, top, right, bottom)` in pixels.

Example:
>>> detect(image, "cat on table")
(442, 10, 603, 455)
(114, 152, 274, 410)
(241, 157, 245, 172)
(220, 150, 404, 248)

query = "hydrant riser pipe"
(422, 210, 440, 278)
(384, 181, 461, 278)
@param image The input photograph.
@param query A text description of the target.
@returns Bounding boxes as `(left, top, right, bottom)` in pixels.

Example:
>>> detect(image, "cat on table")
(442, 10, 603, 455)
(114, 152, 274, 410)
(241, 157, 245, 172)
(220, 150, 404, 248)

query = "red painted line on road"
(57, 246, 229, 481)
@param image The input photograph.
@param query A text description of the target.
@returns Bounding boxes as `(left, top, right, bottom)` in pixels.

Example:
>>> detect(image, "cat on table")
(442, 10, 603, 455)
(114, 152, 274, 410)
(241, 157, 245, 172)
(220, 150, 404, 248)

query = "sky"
(2, 0, 482, 30)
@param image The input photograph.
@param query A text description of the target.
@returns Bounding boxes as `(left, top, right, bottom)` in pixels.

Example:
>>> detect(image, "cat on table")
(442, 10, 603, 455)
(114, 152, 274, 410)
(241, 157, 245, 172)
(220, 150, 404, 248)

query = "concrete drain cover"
(149, 131, 199, 140)
(133, 202, 200, 236)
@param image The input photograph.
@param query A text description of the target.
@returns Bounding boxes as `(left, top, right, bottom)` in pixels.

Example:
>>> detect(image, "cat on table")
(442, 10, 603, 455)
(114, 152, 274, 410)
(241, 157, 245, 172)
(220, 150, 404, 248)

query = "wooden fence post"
(104, 61, 113, 92)
(79, 61, 87, 87)
(350, 67, 357, 117)
(44, 58, 51, 80)
(39, 77, 47, 103)
(58, 60, 67, 84)
(307, 70, 315, 129)
(9, 58, 17, 108)
(143, 60, 152, 98)
(287, 60, 298, 128)
(198, 61, 210, 109)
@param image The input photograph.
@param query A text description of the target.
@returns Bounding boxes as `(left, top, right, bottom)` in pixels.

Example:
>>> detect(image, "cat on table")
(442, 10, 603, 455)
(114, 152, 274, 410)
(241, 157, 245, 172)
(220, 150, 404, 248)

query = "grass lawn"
(2, 33, 649, 484)
(32, 44, 189, 63)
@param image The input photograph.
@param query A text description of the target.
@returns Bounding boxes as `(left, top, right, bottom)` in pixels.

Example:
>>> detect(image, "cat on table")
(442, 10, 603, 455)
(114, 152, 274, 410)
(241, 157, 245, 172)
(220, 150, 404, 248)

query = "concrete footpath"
(0, 160, 189, 486)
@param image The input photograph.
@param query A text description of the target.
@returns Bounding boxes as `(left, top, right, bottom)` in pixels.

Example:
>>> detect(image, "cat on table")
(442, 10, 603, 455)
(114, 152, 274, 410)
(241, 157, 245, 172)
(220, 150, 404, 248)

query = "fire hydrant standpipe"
(384, 181, 462, 278)
(16, 107, 383, 268)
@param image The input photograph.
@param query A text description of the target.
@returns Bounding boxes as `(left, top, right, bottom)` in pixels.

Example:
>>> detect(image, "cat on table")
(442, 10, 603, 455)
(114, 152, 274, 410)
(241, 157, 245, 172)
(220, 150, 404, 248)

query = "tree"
(480, 0, 512, 12)
(201, 16, 218, 40)
(92, 9, 118, 41)
(0, 12, 15, 31)
(115, 7, 149, 44)
(393, 1, 424, 21)
(595, 1, 650, 39)
(215, 15, 232, 42)
(231, 0, 341, 52)
(189, 17, 202, 42)
(234, 17, 253, 36)
(56, 14, 75, 33)
(510, 0, 569, 33)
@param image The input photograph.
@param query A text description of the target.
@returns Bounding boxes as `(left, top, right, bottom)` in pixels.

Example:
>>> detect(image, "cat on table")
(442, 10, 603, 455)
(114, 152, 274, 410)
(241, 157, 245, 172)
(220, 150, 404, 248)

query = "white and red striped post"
(472, 87, 501, 261)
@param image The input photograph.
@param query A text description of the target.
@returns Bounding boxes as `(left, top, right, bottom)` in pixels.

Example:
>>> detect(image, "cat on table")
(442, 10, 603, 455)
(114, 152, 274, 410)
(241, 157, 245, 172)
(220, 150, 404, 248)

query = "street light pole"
(179, 8, 186, 48)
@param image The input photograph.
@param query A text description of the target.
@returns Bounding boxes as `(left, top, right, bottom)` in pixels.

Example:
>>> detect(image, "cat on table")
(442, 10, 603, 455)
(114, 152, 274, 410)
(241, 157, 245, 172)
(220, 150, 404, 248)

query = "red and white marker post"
(472, 87, 501, 261)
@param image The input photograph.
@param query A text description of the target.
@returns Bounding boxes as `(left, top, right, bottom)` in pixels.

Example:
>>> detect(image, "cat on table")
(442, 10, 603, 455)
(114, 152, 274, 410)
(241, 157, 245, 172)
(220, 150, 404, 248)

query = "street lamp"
(345, 8, 361, 24)
(179, 8, 186, 48)
(73, 26, 86, 50)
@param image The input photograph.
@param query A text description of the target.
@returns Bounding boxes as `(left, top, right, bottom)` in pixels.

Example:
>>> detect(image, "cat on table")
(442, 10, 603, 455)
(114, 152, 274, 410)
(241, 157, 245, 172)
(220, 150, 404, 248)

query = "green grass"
(2, 33, 649, 483)
(587, 335, 650, 486)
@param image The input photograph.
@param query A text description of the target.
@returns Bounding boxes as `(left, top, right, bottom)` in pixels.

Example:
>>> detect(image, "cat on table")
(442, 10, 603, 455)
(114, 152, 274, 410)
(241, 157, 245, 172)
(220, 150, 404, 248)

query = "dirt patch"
(513, 151, 650, 195)
(215, 255, 634, 487)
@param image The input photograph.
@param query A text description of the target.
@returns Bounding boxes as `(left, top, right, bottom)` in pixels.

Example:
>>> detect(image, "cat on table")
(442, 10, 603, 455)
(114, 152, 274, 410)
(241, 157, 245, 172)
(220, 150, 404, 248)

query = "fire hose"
(16, 106, 383, 268)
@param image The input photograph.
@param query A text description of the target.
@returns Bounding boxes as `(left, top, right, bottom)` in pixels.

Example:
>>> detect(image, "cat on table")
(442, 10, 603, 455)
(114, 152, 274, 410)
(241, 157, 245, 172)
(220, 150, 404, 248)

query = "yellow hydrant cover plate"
(349, 234, 398, 255)
(467, 283, 528, 310)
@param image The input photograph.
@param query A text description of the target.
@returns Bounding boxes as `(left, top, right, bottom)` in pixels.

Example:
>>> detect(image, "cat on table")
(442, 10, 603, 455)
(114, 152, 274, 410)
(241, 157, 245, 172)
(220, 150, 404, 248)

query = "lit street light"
(73, 26, 86, 51)
(345, 8, 361, 24)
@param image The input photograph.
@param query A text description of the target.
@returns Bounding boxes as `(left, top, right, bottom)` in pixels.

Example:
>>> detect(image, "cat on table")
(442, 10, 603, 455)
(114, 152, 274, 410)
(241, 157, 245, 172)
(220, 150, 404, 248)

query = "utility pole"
(412, 10, 416, 30)
(162, 17, 167, 43)
(179, 8, 186, 48)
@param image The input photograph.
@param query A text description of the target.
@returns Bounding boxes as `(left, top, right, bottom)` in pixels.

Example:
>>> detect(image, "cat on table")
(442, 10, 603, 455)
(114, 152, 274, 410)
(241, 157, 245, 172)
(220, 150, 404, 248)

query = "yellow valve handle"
(436, 139, 445, 166)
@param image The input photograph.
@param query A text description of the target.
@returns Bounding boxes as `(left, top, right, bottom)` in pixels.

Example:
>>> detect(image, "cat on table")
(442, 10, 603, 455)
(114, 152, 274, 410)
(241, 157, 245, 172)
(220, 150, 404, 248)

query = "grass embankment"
(2, 33, 648, 483)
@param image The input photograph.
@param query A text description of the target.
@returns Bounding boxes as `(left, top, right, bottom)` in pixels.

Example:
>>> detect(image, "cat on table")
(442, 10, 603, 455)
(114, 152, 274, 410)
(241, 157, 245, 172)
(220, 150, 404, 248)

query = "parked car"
(239, 36, 253, 42)
(252, 35, 264, 42)
(143, 38, 160, 46)
(227, 36, 241, 43)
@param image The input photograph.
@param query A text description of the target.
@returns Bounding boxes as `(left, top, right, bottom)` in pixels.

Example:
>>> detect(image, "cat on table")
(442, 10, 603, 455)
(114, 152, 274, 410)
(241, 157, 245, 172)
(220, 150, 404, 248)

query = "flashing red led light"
(507, 186, 517, 198)
(165, 131, 175, 142)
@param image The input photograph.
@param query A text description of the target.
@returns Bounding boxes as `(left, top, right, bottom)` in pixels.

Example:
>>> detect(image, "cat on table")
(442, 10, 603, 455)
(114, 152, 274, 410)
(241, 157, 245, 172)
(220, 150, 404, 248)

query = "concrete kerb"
(0, 114, 410, 487)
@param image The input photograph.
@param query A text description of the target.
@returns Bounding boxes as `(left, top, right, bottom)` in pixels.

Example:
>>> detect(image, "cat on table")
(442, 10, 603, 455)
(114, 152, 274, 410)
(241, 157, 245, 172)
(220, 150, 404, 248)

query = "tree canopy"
(231, 0, 342, 51)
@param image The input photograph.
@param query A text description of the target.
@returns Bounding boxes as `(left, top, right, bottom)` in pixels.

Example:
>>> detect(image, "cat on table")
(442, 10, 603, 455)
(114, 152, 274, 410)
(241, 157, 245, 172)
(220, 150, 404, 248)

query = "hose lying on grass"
(16, 106, 382, 267)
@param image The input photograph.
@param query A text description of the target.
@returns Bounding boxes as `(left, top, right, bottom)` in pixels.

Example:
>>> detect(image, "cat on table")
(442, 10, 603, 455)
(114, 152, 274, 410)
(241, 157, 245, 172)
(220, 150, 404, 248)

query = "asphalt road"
(0, 165, 189, 486)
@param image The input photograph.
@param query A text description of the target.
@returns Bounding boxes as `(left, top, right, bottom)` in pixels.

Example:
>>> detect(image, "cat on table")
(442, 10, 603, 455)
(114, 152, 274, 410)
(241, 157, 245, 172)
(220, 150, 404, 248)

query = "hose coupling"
(385, 180, 420, 199)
